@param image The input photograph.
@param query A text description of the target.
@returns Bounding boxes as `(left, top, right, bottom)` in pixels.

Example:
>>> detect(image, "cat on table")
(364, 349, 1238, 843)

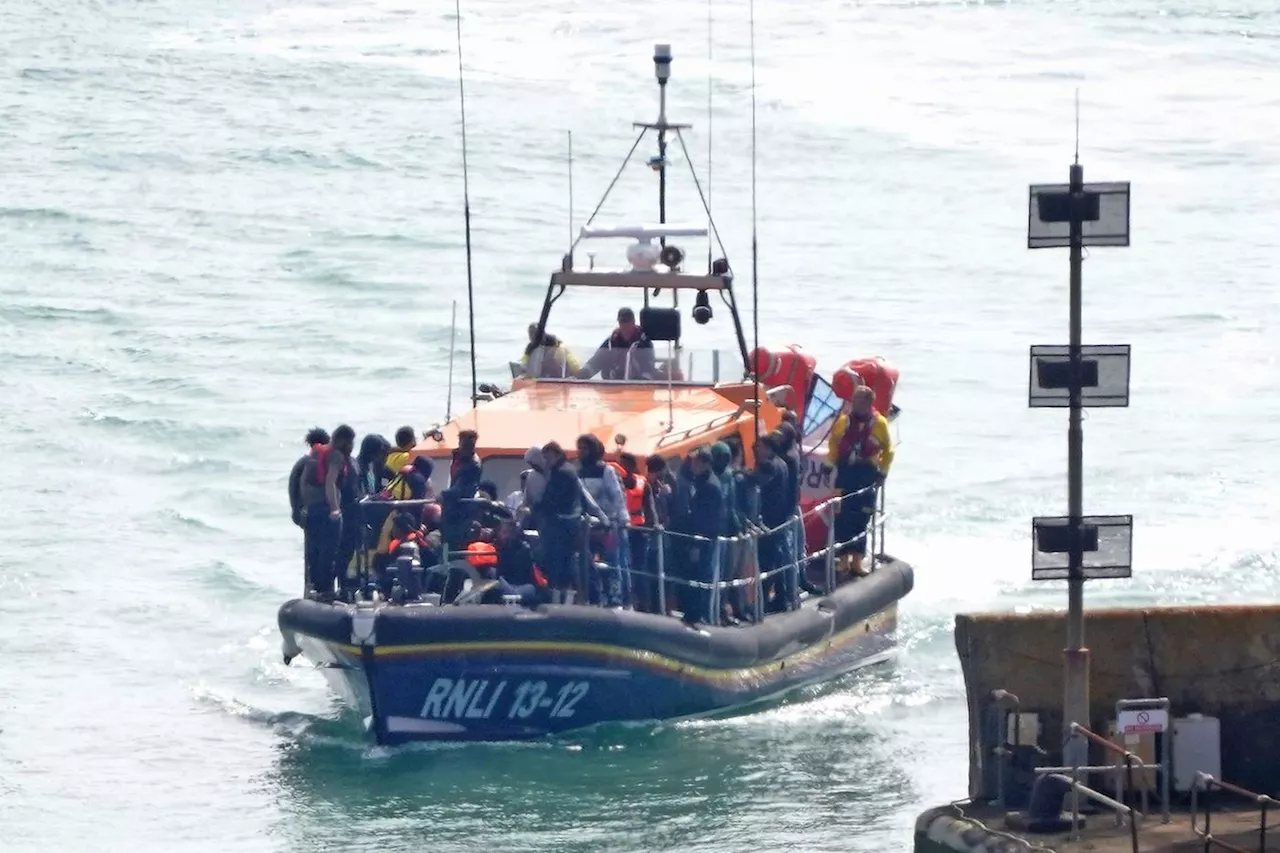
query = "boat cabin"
(411, 221, 785, 498)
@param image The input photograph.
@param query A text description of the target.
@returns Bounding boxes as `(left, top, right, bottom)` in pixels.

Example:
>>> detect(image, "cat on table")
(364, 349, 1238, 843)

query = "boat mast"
(454, 0, 478, 406)
(648, 44, 672, 312)
(749, 0, 760, 441)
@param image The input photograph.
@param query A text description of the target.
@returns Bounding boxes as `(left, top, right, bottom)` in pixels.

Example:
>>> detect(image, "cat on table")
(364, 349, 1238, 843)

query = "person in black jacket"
(642, 453, 676, 614)
(533, 441, 584, 603)
(289, 427, 330, 528)
(754, 437, 796, 613)
(482, 518, 545, 608)
(289, 427, 329, 595)
(679, 446, 723, 625)
(441, 430, 483, 555)
(771, 423, 823, 597)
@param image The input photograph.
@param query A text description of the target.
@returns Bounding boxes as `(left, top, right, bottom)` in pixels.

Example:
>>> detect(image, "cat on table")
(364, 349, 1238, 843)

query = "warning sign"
(1118, 708, 1168, 735)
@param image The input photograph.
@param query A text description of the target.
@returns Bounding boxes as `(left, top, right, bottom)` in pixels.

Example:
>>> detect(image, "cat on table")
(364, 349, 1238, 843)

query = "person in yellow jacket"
(385, 425, 417, 472)
(520, 323, 582, 379)
(826, 385, 893, 577)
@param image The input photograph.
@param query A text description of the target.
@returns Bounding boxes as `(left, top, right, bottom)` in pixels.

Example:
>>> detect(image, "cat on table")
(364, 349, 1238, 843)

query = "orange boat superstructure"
(414, 379, 783, 494)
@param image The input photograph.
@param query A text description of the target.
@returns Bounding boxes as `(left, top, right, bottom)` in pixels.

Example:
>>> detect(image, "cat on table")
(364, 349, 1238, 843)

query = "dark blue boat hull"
(279, 557, 913, 744)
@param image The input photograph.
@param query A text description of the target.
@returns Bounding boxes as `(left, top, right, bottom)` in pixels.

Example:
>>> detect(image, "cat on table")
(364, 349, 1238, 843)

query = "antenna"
(749, 0, 761, 445)
(454, 0, 478, 406)
(1074, 88, 1080, 165)
(567, 130, 574, 251)
(707, 0, 713, 272)
(445, 299, 458, 420)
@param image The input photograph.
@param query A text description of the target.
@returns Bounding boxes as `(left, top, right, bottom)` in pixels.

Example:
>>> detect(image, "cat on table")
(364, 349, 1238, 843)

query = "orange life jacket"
(388, 529, 424, 554)
(465, 540, 498, 568)
(624, 474, 647, 527)
(532, 564, 549, 588)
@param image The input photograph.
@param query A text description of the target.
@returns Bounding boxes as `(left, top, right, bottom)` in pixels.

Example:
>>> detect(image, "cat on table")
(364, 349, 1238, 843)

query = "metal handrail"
(337, 478, 888, 620)
(1039, 773, 1141, 852)
(1191, 772, 1277, 853)
(1068, 722, 1150, 820)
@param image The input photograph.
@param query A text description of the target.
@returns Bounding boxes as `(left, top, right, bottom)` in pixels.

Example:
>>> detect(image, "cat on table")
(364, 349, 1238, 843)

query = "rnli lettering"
(804, 458, 833, 491)
(419, 678, 590, 722)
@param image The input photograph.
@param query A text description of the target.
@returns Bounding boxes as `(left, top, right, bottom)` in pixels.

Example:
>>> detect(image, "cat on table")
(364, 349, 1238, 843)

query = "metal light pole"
(1027, 154, 1134, 771)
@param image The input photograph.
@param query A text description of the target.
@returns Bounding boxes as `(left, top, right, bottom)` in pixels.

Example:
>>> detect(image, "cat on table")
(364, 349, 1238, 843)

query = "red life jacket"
(837, 413, 881, 464)
(311, 444, 349, 486)
(624, 474, 647, 526)
(465, 540, 498, 568)
(531, 564, 549, 588)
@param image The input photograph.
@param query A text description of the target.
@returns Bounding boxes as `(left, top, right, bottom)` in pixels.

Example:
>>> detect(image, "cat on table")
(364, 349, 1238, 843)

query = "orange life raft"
(749, 345, 817, 417)
(831, 357, 899, 417)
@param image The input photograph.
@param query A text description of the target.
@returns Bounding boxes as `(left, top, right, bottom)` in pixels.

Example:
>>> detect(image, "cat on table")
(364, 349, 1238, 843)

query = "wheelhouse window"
(803, 374, 842, 447)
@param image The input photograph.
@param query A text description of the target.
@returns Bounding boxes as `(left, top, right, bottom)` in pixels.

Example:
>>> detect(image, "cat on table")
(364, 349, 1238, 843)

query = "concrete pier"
(915, 801, 1278, 853)
(913, 603, 1280, 853)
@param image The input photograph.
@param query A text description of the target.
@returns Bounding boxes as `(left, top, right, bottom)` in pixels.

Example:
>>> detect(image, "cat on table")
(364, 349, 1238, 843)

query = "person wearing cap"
(575, 307, 656, 381)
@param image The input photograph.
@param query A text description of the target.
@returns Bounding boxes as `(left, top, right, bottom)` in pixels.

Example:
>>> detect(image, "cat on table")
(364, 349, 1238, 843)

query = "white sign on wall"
(1118, 708, 1168, 735)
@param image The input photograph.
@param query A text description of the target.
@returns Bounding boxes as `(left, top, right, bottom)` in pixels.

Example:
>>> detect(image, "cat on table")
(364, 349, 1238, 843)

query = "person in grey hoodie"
(575, 434, 629, 606)
(518, 445, 548, 526)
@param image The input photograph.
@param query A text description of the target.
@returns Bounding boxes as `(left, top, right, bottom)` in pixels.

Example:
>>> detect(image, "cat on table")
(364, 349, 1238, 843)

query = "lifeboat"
(276, 45, 913, 746)
(749, 345, 817, 420)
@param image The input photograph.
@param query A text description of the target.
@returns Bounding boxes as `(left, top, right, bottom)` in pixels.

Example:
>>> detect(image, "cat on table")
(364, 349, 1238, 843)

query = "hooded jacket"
(577, 458, 628, 527)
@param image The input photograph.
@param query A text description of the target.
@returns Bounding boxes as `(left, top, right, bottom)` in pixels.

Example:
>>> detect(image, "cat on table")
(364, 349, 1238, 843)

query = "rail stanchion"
(655, 527, 667, 616)
(753, 526, 765, 624)
(824, 498, 837, 593)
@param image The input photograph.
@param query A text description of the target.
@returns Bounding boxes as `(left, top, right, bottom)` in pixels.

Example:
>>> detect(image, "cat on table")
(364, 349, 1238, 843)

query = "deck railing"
(346, 481, 888, 621)
(1191, 772, 1278, 853)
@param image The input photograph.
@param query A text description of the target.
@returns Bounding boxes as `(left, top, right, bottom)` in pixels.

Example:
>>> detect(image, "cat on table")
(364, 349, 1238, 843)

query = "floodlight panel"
(1032, 514, 1133, 580)
(1028, 182, 1131, 248)
(1028, 344, 1131, 408)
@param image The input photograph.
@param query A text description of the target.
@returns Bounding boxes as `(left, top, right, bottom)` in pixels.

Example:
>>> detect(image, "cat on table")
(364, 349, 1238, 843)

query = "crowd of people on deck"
(287, 386, 893, 627)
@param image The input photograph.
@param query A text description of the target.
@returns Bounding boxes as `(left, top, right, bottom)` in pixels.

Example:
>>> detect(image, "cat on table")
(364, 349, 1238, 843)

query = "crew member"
(521, 322, 582, 379)
(575, 307, 656, 381)
(827, 385, 893, 577)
